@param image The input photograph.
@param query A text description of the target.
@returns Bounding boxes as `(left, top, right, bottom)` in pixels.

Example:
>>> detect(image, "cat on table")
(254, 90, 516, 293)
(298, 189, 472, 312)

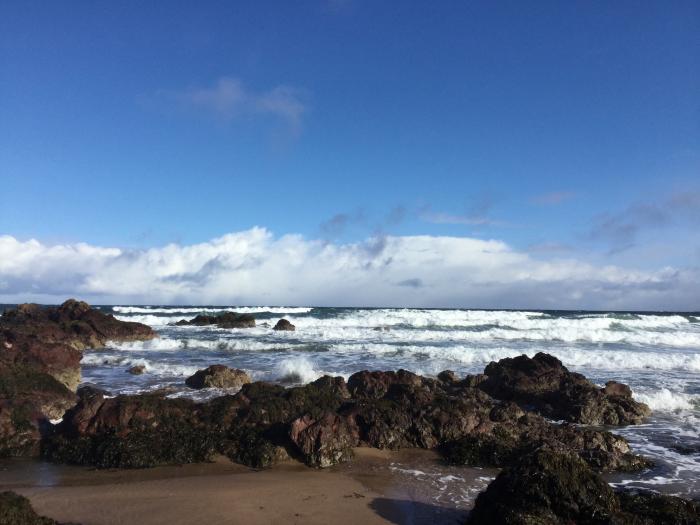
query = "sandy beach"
(2, 449, 490, 525)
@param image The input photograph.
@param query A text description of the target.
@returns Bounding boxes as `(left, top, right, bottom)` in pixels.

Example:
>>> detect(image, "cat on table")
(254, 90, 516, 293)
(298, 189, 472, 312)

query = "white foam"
(113, 306, 313, 314)
(273, 357, 339, 384)
(81, 353, 199, 377)
(107, 333, 700, 373)
(114, 314, 190, 326)
(635, 388, 699, 411)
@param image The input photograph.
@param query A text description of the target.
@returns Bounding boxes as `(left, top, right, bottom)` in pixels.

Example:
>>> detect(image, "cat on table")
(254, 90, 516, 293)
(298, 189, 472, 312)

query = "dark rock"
(467, 447, 699, 525)
(185, 365, 251, 389)
(617, 490, 700, 524)
(273, 319, 295, 331)
(127, 365, 145, 375)
(467, 447, 621, 524)
(40, 354, 654, 477)
(219, 426, 284, 469)
(479, 352, 651, 425)
(0, 491, 64, 525)
(442, 414, 650, 472)
(437, 370, 458, 384)
(175, 312, 255, 329)
(44, 392, 215, 468)
(347, 369, 425, 400)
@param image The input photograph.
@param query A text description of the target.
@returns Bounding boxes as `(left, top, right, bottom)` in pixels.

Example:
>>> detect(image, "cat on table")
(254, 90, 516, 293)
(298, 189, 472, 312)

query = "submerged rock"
(479, 352, 651, 425)
(127, 365, 145, 375)
(185, 365, 251, 390)
(175, 312, 255, 329)
(272, 319, 295, 331)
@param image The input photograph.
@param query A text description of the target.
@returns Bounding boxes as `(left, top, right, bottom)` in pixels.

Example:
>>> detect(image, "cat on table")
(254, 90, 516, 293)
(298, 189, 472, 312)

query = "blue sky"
(1, 1, 699, 308)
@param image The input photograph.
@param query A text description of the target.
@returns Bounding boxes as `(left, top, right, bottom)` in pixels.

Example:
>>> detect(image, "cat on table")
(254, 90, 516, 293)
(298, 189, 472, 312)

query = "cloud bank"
(0, 229, 698, 310)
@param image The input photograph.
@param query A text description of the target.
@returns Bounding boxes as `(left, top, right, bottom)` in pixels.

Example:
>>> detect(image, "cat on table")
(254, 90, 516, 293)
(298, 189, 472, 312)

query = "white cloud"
(0, 230, 698, 310)
(173, 77, 306, 133)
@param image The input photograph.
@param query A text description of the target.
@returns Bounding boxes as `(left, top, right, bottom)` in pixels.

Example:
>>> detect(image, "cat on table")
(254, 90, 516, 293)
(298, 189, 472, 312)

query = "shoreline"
(2, 301, 698, 524)
(2, 449, 492, 525)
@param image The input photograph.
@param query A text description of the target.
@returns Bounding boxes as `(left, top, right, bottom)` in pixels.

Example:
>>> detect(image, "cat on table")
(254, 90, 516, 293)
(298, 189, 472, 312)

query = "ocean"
(67, 306, 700, 500)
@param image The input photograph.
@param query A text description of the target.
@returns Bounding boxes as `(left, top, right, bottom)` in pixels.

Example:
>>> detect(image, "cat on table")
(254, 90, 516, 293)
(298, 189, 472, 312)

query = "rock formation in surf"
(273, 319, 296, 331)
(174, 312, 255, 328)
(185, 365, 252, 390)
(44, 364, 649, 473)
(477, 352, 651, 425)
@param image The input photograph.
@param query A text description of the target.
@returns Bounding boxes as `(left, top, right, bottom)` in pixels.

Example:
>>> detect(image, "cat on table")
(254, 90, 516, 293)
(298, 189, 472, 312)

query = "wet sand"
(1, 449, 496, 525)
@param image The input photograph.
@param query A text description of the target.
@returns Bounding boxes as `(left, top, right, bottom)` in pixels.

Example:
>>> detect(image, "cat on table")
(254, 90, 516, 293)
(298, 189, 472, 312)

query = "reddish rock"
(0, 299, 157, 458)
(1, 299, 156, 352)
(290, 412, 359, 467)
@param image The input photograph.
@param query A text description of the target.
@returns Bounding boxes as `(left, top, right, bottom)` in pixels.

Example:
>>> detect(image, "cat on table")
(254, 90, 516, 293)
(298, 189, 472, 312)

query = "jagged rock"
(175, 312, 255, 329)
(185, 365, 251, 390)
(347, 369, 426, 400)
(0, 365, 76, 457)
(0, 491, 64, 525)
(617, 490, 700, 524)
(41, 358, 652, 476)
(467, 447, 700, 525)
(442, 412, 650, 472)
(127, 365, 145, 375)
(479, 352, 651, 425)
(290, 412, 358, 467)
(467, 448, 622, 524)
(1, 299, 156, 353)
(0, 300, 156, 459)
(0, 335, 82, 392)
(273, 319, 295, 331)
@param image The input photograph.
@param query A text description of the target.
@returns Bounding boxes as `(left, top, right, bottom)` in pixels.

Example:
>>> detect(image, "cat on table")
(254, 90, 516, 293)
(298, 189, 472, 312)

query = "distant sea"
(5, 305, 699, 501)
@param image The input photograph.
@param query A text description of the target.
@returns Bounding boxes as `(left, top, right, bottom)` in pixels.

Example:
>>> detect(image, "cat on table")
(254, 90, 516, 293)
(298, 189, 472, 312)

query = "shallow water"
(76, 306, 700, 498)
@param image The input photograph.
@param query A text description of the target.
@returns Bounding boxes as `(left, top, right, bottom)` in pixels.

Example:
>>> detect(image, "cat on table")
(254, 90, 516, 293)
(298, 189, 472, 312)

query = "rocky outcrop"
(44, 387, 215, 469)
(175, 312, 255, 329)
(467, 447, 700, 524)
(1, 300, 156, 353)
(273, 319, 295, 331)
(0, 491, 69, 525)
(0, 300, 156, 458)
(185, 365, 251, 389)
(479, 352, 651, 425)
(442, 413, 651, 472)
(44, 364, 650, 473)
